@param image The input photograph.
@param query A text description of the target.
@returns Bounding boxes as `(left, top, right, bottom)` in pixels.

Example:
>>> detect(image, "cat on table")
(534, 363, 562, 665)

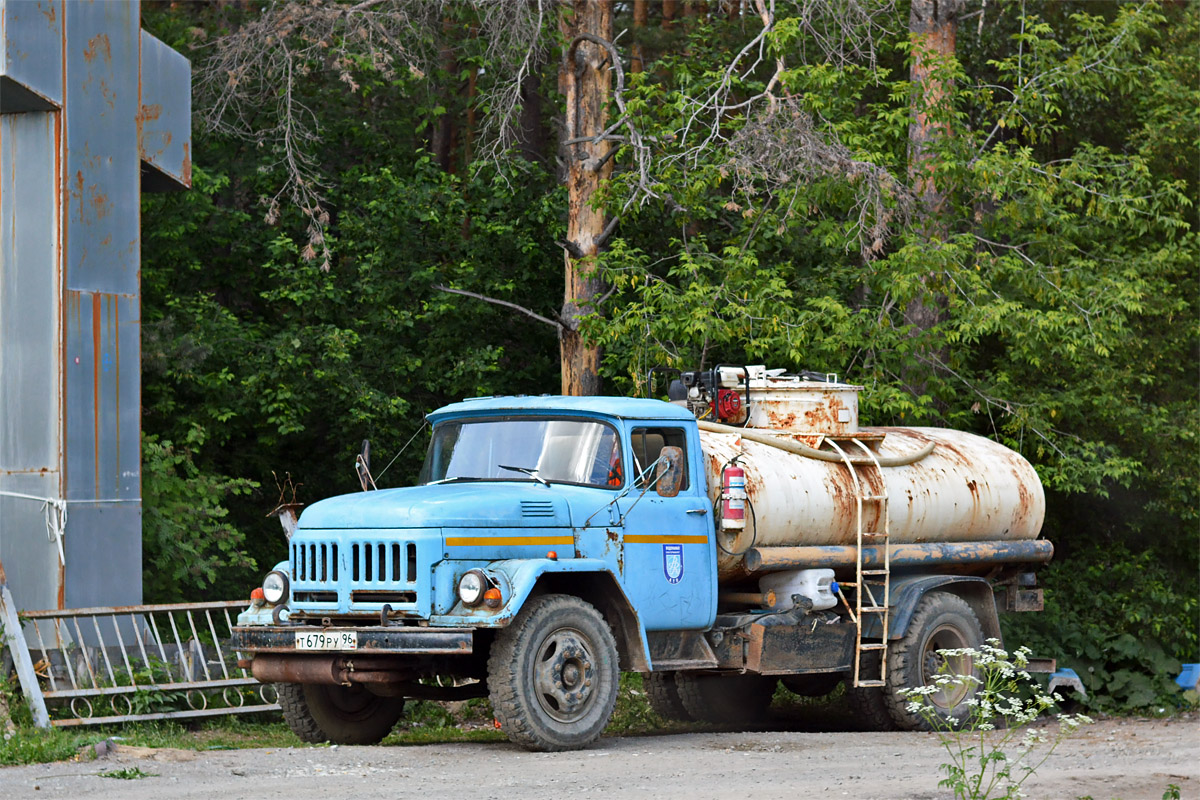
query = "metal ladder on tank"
(827, 437, 892, 688)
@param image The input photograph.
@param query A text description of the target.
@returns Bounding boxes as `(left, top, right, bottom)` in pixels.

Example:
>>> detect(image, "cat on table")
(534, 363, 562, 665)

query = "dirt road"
(2, 716, 1195, 800)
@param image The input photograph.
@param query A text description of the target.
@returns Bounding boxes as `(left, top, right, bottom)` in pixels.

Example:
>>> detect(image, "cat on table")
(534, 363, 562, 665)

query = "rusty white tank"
(689, 371, 1046, 579)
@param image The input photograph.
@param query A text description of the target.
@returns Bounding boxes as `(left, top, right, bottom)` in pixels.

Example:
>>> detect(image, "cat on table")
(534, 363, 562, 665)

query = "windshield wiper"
(427, 476, 484, 485)
(497, 465, 550, 487)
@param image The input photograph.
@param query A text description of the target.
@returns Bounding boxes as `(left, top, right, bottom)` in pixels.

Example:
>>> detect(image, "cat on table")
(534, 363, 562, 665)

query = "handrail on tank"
(697, 420, 935, 467)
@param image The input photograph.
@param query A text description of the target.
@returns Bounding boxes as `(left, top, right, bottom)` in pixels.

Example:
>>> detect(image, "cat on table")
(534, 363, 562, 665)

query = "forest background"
(136, 0, 1197, 713)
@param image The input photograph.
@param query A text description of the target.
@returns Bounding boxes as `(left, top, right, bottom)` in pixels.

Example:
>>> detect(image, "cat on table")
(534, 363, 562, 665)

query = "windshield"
(419, 417, 624, 488)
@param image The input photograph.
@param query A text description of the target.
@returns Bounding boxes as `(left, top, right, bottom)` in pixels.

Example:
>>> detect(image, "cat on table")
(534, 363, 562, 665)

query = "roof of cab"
(428, 394, 696, 423)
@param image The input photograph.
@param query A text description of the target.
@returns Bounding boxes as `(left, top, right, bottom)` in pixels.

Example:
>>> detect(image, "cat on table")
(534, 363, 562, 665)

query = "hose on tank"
(697, 420, 935, 467)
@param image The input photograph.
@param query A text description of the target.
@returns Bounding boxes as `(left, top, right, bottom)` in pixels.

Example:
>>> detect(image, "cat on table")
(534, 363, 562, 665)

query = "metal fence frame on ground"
(0, 598, 278, 728)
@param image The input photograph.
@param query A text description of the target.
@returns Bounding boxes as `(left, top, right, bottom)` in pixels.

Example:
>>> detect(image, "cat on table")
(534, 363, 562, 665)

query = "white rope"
(0, 490, 67, 566)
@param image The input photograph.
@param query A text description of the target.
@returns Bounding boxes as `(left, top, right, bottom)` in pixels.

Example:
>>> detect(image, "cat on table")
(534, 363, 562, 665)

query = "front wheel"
(487, 594, 620, 751)
(277, 682, 405, 744)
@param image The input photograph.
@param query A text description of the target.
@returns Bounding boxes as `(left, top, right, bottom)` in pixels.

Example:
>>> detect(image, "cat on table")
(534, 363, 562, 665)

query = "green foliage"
(1001, 543, 1194, 712)
(607, 672, 662, 734)
(141, 427, 259, 602)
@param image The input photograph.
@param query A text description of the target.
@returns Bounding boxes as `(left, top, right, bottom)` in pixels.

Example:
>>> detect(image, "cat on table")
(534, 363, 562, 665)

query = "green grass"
(0, 727, 101, 766)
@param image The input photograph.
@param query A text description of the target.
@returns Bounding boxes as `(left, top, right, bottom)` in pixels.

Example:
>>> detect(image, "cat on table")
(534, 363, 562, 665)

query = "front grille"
(293, 591, 337, 603)
(290, 533, 427, 613)
(293, 542, 338, 582)
(351, 590, 417, 604)
(349, 542, 417, 582)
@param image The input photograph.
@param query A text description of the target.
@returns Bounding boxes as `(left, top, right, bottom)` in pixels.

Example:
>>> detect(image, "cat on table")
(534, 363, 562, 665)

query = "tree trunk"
(904, 0, 958, 343)
(431, 16, 458, 172)
(558, 0, 613, 396)
(631, 0, 648, 74)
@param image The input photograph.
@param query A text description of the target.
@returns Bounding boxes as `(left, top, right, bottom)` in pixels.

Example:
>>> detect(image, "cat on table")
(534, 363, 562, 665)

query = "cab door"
(617, 424, 717, 631)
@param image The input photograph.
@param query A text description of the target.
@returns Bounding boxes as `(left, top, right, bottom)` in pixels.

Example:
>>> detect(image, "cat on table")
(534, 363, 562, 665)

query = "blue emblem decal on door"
(663, 544, 684, 584)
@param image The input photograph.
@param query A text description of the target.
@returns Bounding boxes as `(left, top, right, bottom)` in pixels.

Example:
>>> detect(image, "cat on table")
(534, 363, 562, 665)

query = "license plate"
(295, 630, 357, 650)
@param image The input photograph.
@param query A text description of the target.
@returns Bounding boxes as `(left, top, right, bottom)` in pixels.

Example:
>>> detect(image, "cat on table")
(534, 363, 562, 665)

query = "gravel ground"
(1, 715, 1195, 800)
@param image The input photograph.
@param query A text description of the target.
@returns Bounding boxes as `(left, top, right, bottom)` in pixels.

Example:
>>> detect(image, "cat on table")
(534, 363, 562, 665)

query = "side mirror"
(356, 439, 375, 491)
(655, 446, 684, 498)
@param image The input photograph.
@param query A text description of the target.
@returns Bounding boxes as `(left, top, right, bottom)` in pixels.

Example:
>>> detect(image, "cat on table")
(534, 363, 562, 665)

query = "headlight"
(457, 570, 487, 607)
(262, 570, 289, 604)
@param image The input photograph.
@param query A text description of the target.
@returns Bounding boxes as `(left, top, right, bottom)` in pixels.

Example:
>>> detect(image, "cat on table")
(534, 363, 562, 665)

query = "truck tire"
(277, 682, 405, 745)
(675, 673, 776, 724)
(644, 672, 693, 722)
(884, 591, 984, 731)
(488, 594, 620, 751)
(844, 659, 898, 731)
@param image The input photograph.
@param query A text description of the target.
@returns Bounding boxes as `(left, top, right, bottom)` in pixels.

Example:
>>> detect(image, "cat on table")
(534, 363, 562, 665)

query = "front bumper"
(231, 625, 473, 655)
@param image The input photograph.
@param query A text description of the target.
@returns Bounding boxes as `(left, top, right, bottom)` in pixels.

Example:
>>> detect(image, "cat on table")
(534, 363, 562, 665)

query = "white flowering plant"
(898, 639, 1093, 800)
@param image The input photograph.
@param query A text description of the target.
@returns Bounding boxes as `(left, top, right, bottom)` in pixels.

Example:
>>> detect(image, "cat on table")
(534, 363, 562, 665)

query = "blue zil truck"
(232, 368, 1051, 750)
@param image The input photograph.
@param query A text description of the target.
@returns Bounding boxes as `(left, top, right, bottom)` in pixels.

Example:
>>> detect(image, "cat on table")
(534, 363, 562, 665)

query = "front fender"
(430, 558, 652, 670)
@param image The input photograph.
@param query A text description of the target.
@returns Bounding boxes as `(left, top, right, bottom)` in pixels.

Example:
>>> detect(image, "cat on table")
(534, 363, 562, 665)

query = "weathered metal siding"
(0, 0, 63, 111)
(60, 1, 142, 609)
(139, 30, 191, 190)
(0, 108, 62, 613)
(0, 0, 190, 613)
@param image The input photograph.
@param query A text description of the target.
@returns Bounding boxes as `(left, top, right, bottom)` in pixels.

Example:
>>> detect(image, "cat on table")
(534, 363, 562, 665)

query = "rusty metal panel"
(63, 290, 139, 501)
(138, 30, 190, 190)
(0, 0, 63, 111)
(0, 111, 59, 471)
(0, 108, 62, 613)
(64, 0, 139, 295)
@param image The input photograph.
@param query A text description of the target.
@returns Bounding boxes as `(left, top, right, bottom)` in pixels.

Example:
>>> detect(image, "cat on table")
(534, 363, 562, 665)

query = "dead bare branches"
(727, 97, 912, 260)
(196, 0, 557, 269)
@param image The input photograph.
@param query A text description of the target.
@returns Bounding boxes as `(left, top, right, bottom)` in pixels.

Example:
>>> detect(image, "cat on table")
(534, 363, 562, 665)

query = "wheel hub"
(922, 624, 972, 710)
(533, 631, 596, 722)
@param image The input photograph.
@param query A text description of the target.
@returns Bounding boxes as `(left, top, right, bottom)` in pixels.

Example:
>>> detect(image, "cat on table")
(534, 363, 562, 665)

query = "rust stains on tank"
(181, 141, 191, 186)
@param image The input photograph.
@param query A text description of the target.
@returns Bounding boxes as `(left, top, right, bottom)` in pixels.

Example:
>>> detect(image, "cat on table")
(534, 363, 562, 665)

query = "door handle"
(686, 508, 708, 515)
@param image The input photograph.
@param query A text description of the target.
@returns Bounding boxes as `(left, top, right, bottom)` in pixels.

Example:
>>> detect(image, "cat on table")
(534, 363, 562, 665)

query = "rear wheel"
(845, 657, 897, 731)
(488, 594, 620, 751)
(676, 673, 776, 724)
(884, 591, 984, 731)
(644, 671, 693, 722)
(277, 682, 405, 744)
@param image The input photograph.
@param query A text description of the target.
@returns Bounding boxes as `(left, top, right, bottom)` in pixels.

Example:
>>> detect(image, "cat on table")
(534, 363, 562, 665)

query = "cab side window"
(630, 427, 689, 490)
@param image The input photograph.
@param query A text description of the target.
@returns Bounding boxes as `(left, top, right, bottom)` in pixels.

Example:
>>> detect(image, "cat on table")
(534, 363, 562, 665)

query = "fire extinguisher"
(721, 460, 746, 531)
